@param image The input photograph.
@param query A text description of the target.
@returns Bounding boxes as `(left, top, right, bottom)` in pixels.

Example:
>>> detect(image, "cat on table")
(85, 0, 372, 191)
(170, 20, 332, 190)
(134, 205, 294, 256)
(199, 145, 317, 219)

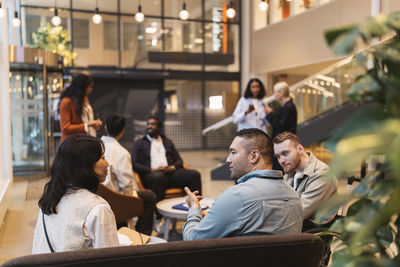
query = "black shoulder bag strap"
(42, 211, 55, 253)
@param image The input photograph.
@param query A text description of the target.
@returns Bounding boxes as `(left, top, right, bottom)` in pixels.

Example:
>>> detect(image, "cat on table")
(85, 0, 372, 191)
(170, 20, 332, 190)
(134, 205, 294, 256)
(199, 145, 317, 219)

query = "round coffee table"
(156, 196, 214, 241)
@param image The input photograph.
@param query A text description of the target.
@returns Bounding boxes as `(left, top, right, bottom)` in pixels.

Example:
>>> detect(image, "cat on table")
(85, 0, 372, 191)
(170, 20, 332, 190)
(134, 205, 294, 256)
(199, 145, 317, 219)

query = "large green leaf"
(376, 225, 394, 248)
(325, 25, 358, 46)
(386, 11, 400, 31)
(359, 14, 389, 41)
(346, 198, 373, 217)
(387, 134, 400, 180)
(352, 189, 400, 244)
(331, 28, 362, 55)
(328, 131, 395, 177)
(325, 104, 386, 151)
(315, 193, 354, 223)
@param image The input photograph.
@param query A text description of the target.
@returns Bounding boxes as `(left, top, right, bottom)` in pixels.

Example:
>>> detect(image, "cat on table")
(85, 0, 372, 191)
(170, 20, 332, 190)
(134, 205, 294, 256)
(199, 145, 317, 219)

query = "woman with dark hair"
(32, 135, 119, 253)
(59, 73, 102, 142)
(232, 78, 267, 132)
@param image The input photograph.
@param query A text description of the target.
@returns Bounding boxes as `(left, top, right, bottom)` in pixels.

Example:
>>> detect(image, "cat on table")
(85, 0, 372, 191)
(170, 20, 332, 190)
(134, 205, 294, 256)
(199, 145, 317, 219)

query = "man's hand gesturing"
(184, 187, 203, 209)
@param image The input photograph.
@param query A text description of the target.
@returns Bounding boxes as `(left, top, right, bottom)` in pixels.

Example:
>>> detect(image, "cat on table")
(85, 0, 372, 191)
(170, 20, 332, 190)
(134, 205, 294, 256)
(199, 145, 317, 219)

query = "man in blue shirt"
(183, 128, 303, 240)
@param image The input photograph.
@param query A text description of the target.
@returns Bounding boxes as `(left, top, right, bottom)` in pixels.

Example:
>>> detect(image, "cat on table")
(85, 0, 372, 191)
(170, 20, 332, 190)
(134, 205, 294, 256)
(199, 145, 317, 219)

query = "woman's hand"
(245, 104, 255, 115)
(88, 119, 102, 130)
(264, 104, 273, 114)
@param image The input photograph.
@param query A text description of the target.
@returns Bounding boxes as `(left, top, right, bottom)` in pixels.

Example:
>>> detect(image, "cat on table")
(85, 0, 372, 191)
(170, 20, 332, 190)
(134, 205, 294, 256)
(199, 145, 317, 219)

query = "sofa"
(1, 233, 324, 267)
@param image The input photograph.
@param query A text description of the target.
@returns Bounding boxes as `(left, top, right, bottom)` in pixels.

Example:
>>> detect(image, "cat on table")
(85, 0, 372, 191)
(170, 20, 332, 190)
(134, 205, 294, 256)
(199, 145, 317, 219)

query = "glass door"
(9, 70, 46, 173)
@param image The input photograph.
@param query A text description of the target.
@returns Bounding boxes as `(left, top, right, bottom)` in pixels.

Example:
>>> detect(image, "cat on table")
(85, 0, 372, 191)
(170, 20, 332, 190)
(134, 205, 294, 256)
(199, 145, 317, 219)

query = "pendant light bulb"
(92, 7, 102, 24)
(226, 1, 236, 19)
(0, 3, 5, 18)
(12, 11, 21, 27)
(179, 2, 189, 20)
(135, 4, 145, 22)
(258, 0, 268, 11)
(51, 9, 61, 26)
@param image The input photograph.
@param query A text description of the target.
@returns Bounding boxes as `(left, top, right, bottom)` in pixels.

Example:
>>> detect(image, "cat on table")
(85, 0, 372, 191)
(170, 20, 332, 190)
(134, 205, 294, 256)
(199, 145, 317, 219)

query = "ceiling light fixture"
(226, 0, 236, 19)
(135, 0, 145, 22)
(258, 0, 268, 11)
(179, 1, 189, 20)
(92, 0, 102, 24)
(12, 11, 21, 27)
(0, 2, 6, 18)
(51, 0, 61, 26)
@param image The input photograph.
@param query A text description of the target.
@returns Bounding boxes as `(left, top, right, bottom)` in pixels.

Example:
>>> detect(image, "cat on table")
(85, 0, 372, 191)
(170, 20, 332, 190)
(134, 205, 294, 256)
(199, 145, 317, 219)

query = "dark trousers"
(135, 189, 157, 235)
(142, 168, 202, 202)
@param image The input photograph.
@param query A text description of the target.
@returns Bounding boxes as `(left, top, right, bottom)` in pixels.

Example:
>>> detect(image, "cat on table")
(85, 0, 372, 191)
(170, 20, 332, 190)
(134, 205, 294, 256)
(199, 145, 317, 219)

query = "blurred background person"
(232, 78, 267, 133)
(59, 73, 102, 142)
(264, 81, 297, 138)
(265, 81, 297, 171)
(102, 114, 156, 235)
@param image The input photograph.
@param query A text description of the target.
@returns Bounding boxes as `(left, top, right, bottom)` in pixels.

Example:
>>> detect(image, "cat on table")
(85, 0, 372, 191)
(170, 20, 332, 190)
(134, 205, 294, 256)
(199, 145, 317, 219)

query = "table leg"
(171, 218, 177, 232)
(163, 217, 171, 241)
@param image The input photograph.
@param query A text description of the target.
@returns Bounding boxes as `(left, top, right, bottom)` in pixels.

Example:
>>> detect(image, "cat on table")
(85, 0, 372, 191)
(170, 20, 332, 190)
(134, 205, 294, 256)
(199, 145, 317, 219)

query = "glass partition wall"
(20, 0, 240, 72)
(19, 0, 241, 151)
(9, 70, 46, 172)
(9, 47, 63, 175)
(289, 57, 365, 125)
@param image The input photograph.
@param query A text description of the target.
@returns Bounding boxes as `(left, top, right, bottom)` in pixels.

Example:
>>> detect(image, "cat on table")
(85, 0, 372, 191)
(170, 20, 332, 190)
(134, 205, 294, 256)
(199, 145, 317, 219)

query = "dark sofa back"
(1, 233, 324, 267)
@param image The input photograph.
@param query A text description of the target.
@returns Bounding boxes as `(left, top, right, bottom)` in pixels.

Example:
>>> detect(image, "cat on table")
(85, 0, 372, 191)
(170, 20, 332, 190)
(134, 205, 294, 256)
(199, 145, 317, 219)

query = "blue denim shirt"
(183, 170, 303, 240)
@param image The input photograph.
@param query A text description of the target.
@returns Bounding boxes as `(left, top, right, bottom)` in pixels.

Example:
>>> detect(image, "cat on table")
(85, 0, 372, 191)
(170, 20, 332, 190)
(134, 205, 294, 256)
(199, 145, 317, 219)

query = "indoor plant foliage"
(315, 11, 400, 266)
(30, 22, 77, 67)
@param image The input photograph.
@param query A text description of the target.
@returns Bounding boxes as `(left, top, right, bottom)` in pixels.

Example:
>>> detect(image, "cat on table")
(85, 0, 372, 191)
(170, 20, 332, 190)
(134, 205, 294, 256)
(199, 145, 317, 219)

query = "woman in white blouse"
(32, 135, 119, 253)
(232, 78, 268, 132)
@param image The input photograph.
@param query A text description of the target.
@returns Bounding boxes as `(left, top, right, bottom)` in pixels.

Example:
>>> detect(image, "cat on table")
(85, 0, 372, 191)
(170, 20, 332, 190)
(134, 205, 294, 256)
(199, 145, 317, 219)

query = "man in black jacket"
(131, 117, 202, 202)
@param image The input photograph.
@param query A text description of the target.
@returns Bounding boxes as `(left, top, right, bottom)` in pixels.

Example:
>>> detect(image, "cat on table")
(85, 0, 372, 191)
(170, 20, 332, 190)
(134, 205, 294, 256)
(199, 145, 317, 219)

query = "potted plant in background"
(316, 11, 400, 266)
(30, 22, 77, 67)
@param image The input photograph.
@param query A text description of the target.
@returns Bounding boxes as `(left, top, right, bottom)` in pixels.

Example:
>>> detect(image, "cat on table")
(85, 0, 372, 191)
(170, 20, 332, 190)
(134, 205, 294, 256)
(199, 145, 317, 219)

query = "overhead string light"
(226, 0, 236, 19)
(179, 1, 189, 20)
(12, 11, 21, 27)
(258, 0, 269, 11)
(92, 0, 102, 24)
(135, 0, 145, 22)
(0, 1, 6, 18)
(51, 0, 61, 26)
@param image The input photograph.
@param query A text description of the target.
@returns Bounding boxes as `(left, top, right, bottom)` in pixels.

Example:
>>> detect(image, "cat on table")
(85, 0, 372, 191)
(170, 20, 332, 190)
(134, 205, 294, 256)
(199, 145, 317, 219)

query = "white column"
(0, 0, 13, 226)
(241, 0, 251, 94)
(371, 0, 381, 16)
(7, 0, 20, 46)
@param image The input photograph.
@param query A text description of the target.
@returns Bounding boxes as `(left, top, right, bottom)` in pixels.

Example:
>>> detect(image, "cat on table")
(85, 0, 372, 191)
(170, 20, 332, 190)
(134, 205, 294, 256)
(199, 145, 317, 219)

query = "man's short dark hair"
(148, 116, 163, 128)
(235, 128, 273, 163)
(106, 114, 126, 137)
(272, 131, 300, 145)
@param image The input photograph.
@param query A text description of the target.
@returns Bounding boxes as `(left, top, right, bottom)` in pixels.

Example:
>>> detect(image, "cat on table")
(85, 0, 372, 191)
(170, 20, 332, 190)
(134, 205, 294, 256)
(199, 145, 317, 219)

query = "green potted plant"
(30, 22, 77, 67)
(315, 11, 400, 266)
